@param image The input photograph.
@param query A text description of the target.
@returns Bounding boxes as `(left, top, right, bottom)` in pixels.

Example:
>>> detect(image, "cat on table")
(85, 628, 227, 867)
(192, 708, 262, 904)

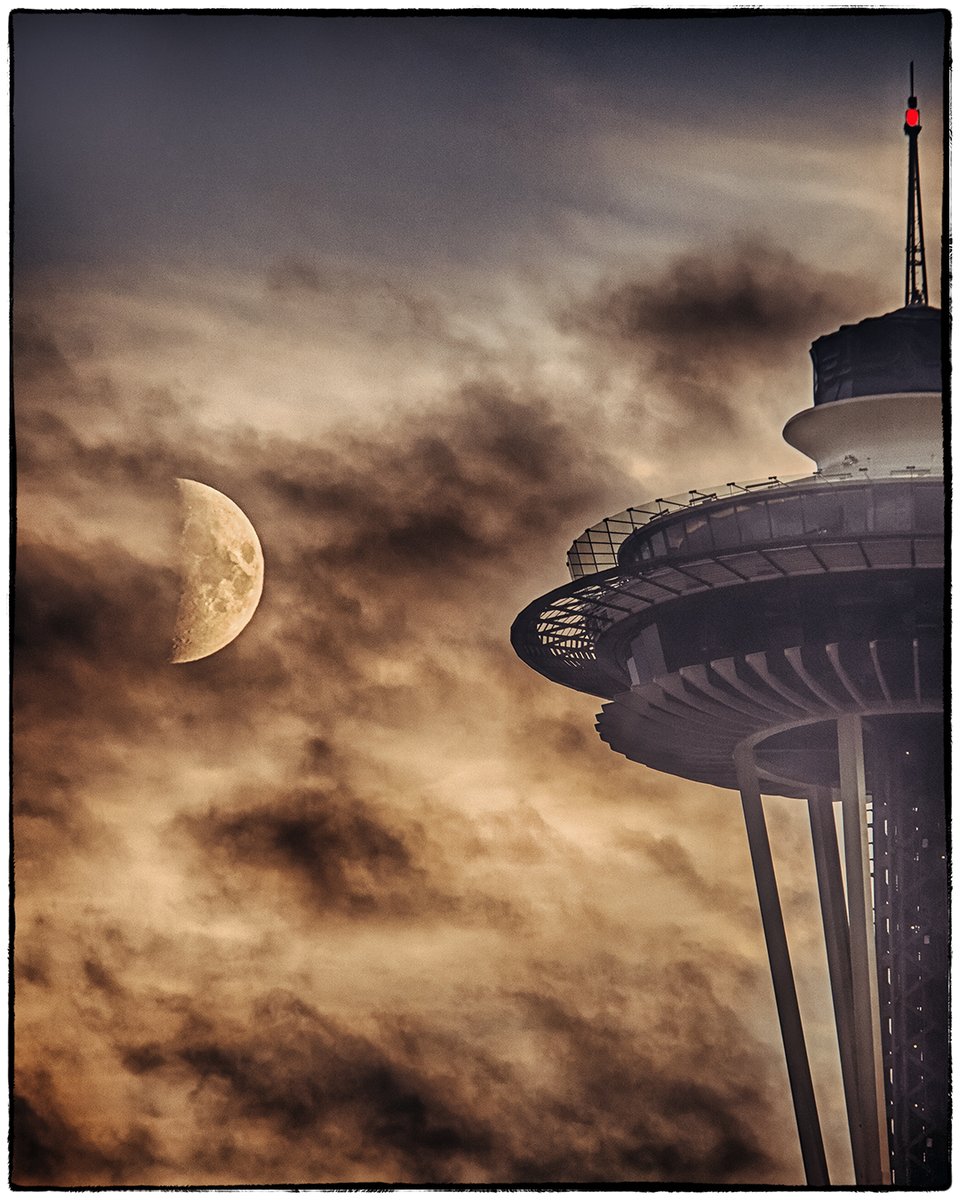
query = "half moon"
(171, 479, 265, 663)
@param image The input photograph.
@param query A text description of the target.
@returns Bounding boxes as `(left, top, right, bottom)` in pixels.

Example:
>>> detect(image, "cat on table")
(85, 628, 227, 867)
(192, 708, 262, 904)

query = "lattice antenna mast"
(904, 62, 928, 306)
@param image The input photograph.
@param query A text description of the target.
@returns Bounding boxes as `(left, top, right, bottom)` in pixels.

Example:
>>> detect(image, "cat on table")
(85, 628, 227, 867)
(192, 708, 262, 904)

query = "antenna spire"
(904, 62, 928, 306)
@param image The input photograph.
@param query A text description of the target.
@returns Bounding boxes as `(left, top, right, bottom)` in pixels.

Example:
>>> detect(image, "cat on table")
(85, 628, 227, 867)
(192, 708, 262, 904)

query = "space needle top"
(783, 67, 940, 477)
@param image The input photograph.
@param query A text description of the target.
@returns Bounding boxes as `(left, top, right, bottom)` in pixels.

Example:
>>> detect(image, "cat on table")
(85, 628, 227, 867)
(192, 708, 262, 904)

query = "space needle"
(512, 68, 945, 1187)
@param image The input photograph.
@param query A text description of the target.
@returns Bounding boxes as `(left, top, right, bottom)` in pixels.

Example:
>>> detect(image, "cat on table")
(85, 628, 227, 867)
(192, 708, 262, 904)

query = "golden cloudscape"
(13, 11, 945, 1187)
(14, 238, 882, 1183)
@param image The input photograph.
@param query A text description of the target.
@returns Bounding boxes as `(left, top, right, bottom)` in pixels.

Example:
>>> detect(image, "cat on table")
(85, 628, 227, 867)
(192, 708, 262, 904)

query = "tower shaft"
(870, 717, 948, 1186)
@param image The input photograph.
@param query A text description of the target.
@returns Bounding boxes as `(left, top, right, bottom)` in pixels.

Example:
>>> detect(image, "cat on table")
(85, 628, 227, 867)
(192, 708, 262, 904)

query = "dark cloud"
(83, 956, 124, 996)
(174, 783, 530, 934)
(12, 310, 76, 382)
(101, 979, 780, 1186)
(12, 539, 180, 867)
(259, 381, 621, 589)
(592, 239, 865, 357)
(565, 239, 881, 440)
(507, 982, 773, 1183)
(13, 1092, 109, 1186)
(13, 760, 112, 861)
(265, 255, 326, 294)
(117, 994, 500, 1183)
(12, 1080, 164, 1186)
(14, 542, 177, 679)
(179, 788, 426, 918)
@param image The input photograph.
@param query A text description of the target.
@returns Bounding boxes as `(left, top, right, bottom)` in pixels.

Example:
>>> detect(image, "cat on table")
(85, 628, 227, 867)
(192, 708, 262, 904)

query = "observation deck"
(516, 472, 941, 672)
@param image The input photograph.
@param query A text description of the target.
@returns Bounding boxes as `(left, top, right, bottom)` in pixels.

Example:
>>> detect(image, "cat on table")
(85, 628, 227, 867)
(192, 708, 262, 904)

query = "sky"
(12, 10, 947, 1189)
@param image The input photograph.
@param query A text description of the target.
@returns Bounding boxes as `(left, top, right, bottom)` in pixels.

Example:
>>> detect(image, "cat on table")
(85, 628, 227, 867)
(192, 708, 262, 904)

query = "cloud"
(12, 268, 824, 1187)
(12, 13, 945, 1183)
(12, 311, 76, 382)
(14, 541, 177, 675)
(12, 1070, 166, 1187)
(13, 1091, 112, 1185)
(93, 979, 779, 1186)
(119, 994, 499, 1183)
(257, 381, 621, 582)
(593, 239, 860, 358)
(618, 829, 757, 927)
(564, 238, 881, 441)
(265, 256, 327, 294)
(178, 787, 435, 920)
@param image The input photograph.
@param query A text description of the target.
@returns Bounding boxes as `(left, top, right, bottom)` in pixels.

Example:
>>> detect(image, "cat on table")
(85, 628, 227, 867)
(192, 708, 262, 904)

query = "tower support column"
(836, 713, 890, 1184)
(807, 788, 868, 1182)
(734, 745, 829, 1186)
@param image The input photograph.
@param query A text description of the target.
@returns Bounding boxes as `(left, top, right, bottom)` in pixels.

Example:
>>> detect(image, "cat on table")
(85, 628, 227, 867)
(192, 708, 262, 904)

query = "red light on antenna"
(906, 108, 920, 127)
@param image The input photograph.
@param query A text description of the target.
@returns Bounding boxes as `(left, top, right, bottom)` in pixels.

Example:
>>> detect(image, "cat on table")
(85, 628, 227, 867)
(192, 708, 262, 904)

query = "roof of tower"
(809, 304, 941, 406)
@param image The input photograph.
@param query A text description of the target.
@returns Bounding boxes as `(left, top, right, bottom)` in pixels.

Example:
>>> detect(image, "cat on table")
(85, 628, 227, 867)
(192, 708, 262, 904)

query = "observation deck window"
(707, 504, 738, 546)
(839, 487, 869, 533)
(765, 493, 804, 537)
(666, 520, 687, 553)
(800, 492, 845, 535)
(914, 488, 943, 532)
(736, 500, 773, 542)
(681, 514, 713, 554)
(648, 529, 667, 558)
(873, 487, 913, 533)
